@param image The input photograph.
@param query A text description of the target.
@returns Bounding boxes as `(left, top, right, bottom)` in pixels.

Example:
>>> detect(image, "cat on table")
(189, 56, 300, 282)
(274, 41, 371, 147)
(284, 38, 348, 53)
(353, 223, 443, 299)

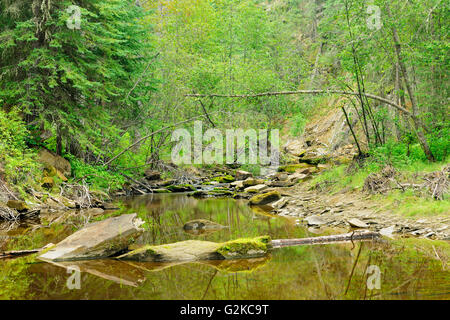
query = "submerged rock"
(39, 213, 145, 261)
(183, 219, 225, 231)
(248, 191, 281, 206)
(166, 184, 196, 192)
(117, 236, 272, 262)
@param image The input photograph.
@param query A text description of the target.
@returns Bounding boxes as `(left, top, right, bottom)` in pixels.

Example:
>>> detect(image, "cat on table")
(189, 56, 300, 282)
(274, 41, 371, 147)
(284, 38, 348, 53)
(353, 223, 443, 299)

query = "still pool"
(0, 193, 449, 299)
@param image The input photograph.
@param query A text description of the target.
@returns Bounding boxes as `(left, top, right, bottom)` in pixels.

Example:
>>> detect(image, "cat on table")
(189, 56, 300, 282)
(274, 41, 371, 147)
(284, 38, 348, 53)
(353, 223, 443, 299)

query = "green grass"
(308, 159, 449, 218)
(373, 191, 450, 217)
(309, 165, 372, 192)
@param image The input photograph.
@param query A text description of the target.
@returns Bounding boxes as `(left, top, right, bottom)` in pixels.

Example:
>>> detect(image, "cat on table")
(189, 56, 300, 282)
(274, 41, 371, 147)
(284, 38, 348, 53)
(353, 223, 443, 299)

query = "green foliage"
(0, 0, 157, 163)
(69, 156, 125, 191)
(0, 109, 39, 186)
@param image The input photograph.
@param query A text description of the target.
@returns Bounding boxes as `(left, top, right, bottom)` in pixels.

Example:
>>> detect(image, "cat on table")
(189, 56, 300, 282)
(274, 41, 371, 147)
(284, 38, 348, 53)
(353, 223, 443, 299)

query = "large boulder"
(248, 191, 281, 206)
(38, 148, 71, 177)
(6, 200, 29, 212)
(39, 213, 145, 261)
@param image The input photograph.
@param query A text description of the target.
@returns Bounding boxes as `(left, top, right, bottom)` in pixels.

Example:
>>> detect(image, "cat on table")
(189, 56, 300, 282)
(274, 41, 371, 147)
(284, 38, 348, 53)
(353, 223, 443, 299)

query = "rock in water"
(248, 191, 281, 205)
(183, 219, 225, 231)
(39, 213, 145, 261)
(117, 236, 272, 262)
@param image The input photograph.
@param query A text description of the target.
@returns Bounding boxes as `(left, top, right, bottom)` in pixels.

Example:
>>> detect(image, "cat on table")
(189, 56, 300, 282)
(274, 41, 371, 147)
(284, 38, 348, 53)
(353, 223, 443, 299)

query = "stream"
(0, 193, 449, 300)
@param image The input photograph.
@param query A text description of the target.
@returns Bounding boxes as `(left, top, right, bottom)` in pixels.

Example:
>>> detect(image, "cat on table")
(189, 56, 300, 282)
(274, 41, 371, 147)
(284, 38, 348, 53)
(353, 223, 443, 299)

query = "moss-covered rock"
(117, 236, 272, 262)
(183, 219, 225, 231)
(248, 191, 281, 205)
(166, 184, 196, 192)
(41, 177, 55, 189)
(213, 175, 235, 183)
(216, 236, 272, 259)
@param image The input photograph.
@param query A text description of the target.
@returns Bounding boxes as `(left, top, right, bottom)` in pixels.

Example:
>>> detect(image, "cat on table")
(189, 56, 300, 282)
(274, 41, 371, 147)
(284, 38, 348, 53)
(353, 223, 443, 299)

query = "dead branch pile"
(0, 207, 20, 221)
(363, 165, 397, 194)
(423, 164, 449, 200)
(59, 182, 96, 208)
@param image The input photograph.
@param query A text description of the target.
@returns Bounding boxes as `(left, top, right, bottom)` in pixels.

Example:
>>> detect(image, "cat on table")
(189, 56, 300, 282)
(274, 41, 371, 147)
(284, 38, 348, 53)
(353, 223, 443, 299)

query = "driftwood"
(0, 244, 54, 260)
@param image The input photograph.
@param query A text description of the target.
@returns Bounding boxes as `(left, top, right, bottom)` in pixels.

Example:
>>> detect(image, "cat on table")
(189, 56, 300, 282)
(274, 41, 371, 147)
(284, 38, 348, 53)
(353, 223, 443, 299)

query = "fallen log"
(271, 231, 380, 248)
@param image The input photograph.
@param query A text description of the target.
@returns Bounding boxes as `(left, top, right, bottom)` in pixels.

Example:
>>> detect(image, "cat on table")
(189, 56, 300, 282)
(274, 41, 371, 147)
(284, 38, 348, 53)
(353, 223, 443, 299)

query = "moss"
(208, 189, 233, 196)
(166, 184, 196, 192)
(213, 175, 235, 183)
(249, 191, 281, 205)
(216, 236, 272, 259)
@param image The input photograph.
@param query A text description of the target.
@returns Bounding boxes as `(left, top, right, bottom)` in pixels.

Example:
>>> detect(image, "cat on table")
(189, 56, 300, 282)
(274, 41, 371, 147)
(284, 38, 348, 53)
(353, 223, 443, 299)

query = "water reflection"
(0, 193, 448, 300)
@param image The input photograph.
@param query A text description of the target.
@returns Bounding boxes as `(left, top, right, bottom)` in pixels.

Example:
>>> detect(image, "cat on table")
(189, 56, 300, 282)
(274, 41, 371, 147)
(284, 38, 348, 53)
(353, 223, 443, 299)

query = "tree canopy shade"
(0, 0, 157, 158)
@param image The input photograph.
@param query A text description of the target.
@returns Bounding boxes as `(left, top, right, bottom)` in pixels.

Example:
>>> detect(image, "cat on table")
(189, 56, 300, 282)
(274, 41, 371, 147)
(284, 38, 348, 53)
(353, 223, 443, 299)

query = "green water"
(0, 193, 449, 300)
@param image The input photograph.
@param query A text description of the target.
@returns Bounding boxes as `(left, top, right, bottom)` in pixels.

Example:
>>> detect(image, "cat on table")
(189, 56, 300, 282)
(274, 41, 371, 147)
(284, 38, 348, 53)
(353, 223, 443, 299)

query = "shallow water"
(1, 193, 449, 300)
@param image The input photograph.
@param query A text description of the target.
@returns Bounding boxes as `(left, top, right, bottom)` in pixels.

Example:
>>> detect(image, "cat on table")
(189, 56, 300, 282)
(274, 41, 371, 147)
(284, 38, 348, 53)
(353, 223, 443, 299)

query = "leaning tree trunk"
(386, 4, 435, 162)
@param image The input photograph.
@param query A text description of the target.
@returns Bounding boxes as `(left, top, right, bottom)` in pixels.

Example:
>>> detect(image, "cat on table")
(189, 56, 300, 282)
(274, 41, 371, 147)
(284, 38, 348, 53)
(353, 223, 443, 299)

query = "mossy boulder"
(166, 184, 196, 192)
(153, 189, 171, 193)
(41, 177, 55, 189)
(216, 236, 272, 259)
(248, 191, 281, 206)
(6, 200, 29, 212)
(242, 178, 264, 187)
(116, 236, 272, 262)
(213, 175, 235, 183)
(188, 190, 208, 198)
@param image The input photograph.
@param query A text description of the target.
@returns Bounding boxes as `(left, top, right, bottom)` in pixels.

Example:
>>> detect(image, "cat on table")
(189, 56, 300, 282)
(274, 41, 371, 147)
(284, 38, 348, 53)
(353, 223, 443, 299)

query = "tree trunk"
(386, 4, 435, 162)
